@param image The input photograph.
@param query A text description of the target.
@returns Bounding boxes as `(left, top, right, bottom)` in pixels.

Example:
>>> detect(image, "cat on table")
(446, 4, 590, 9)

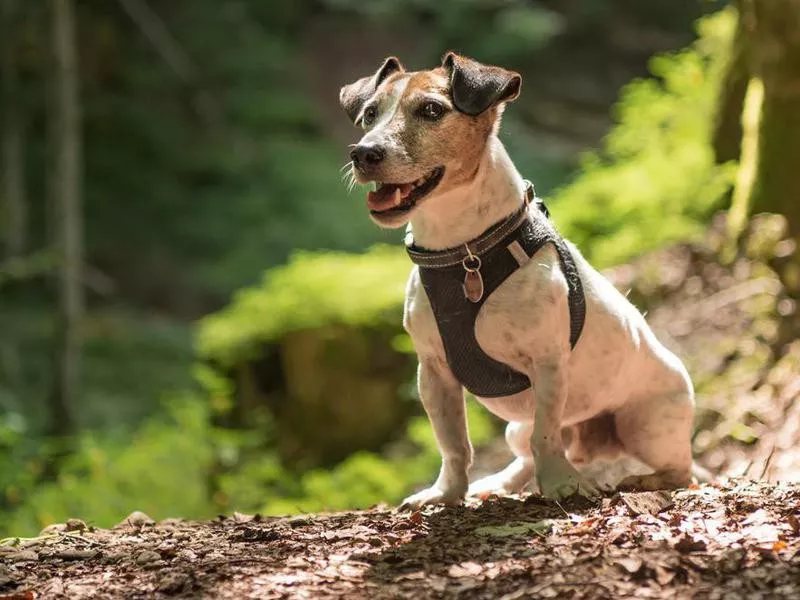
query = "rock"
(7, 550, 38, 562)
(51, 549, 99, 561)
(157, 571, 189, 594)
(134, 549, 162, 565)
(39, 523, 67, 536)
(621, 491, 674, 516)
(287, 516, 311, 528)
(65, 518, 87, 532)
(118, 511, 155, 528)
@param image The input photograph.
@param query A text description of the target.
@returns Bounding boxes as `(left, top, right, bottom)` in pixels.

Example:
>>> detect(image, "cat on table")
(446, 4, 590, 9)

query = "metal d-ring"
(462, 246, 481, 272)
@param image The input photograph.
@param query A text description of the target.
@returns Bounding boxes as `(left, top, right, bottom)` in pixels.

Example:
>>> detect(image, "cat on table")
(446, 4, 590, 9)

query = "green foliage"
(1, 396, 212, 537)
(217, 400, 496, 516)
(198, 246, 410, 367)
(550, 9, 738, 268)
(2, 394, 496, 537)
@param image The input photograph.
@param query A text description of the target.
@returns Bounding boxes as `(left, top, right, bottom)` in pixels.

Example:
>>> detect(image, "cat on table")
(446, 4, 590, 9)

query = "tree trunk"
(744, 1, 800, 222)
(713, 7, 749, 165)
(1, 0, 26, 259)
(723, 1, 800, 297)
(49, 0, 82, 437)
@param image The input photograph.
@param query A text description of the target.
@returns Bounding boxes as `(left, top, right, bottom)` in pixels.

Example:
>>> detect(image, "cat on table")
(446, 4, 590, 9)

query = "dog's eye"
(362, 105, 378, 127)
(420, 101, 445, 121)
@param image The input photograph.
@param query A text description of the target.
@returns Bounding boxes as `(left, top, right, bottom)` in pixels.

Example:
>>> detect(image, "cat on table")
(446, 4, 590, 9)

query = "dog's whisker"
(347, 143, 358, 149)
(339, 161, 354, 173)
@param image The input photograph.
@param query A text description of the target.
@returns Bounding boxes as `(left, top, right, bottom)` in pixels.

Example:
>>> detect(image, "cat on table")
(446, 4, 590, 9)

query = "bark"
(1, 0, 26, 258)
(743, 1, 800, 221)
(49, 0, 82, 436)
(712, 6, 749, 164)
(724, 1, 800, 298)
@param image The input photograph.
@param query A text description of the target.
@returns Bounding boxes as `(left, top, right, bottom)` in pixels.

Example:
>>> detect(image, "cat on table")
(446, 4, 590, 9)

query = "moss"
(197, 245, 410, 368)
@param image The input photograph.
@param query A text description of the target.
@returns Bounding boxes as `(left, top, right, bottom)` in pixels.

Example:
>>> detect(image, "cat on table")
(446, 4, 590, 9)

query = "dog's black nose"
(350, 144, 385, 167)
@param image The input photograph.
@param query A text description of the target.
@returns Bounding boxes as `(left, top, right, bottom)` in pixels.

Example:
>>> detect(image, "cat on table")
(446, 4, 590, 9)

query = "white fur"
(400, 135, 695, 507)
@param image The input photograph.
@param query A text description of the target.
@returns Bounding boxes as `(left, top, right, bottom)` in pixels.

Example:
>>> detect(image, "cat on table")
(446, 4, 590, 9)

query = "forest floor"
(1, 481, 799, 599)
(3, 219, 800, 599)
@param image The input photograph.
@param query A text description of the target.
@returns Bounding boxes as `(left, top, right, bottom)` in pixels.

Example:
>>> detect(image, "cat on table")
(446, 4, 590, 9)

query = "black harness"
(405, 183, 586, 398)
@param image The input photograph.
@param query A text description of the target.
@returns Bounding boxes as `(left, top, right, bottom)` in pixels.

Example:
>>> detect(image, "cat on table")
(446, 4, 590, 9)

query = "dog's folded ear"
(339, 57, 405, 123)
(442, 52, 521, 116)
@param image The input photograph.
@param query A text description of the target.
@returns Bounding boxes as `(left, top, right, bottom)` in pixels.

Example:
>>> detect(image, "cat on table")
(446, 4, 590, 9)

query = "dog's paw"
(467, 459, 533, 499)
(467, 475, 513, 499)
(536, 454, 600, 500)
(400, 486, 464, 511)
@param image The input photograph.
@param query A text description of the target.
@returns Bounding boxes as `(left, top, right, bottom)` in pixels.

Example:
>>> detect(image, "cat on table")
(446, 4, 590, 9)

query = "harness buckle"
(462, 246, 484, 303)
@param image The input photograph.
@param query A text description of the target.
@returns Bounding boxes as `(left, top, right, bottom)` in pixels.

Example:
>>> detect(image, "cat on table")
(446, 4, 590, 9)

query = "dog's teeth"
(415, 177, 425, 187)
(392, 188, 402, 206)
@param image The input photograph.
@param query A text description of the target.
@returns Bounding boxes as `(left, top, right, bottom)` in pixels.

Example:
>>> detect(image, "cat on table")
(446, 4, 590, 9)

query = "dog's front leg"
(401, 357, 472, 510)
(532, 357, 599, 499)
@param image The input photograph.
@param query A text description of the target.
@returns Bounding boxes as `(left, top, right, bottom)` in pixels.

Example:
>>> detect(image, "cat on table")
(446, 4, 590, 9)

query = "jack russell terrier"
(340, 53, 696, 508)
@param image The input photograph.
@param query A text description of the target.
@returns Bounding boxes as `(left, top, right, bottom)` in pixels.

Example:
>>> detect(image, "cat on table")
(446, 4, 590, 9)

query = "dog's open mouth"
(367, 167, 444, 216)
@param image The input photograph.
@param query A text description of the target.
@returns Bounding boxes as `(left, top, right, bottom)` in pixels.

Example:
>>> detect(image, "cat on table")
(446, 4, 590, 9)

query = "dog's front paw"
(400, 486, 465, 510)
(467, 458, 533, 499)
(536, 454, 600, 500)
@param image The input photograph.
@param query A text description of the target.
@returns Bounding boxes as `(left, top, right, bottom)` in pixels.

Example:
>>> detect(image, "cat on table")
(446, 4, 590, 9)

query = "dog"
(339, 53, 696, 508)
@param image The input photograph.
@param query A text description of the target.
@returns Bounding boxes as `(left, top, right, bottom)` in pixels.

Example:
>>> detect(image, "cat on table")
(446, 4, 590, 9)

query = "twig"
(60, 531, 108, 548)
(758, 443, 777, 481)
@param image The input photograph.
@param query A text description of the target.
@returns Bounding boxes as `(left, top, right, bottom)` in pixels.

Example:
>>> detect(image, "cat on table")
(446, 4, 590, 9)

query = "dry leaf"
(448, 561, 483, 578)
(654, 565, 676, 586)
(786, 514, 799, 535)
(621, 491, 674, 516)
(614, 556, 643, 574)
(771, 540, 788, 552)
(674, 533, 707, 553)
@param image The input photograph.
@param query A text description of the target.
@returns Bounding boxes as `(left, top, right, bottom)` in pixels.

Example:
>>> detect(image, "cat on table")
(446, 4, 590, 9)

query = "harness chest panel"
(407, 206, 585, 398)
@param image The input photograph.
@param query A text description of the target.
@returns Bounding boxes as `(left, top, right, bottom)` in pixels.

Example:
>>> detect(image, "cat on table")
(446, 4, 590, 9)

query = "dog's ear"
(339, 57, 405, 123)
(441, 52, 521, 116)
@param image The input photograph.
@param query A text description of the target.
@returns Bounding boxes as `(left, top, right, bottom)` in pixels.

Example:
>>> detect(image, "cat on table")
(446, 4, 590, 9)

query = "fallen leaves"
(0, 481, 798, 599)
(674, 533, 708, 553)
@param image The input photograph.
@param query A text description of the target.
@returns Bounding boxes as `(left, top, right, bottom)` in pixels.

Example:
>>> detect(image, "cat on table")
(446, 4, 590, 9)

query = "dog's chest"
(404, 244, 567, 388)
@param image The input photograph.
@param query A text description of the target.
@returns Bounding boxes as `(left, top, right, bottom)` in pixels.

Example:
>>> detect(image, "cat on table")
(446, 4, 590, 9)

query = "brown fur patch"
(394, 70, 496, 192)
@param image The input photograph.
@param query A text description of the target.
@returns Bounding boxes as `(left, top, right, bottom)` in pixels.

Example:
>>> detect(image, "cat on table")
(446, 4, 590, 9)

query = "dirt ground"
(2, 480, 799, 599)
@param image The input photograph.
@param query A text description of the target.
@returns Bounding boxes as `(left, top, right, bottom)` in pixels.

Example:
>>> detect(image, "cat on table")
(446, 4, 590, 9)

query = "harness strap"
(404, 184, 586, 397)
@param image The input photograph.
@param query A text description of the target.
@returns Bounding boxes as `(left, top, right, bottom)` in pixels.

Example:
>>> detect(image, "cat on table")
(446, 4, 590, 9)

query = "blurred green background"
(2, 0, 790, 536)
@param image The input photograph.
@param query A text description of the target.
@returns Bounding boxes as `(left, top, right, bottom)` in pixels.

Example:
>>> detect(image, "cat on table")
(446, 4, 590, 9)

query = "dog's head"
(340, 53, 521, 228)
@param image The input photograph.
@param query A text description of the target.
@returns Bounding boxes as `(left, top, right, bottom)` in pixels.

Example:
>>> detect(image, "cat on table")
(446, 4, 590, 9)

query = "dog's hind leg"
(614, 390, 694, 490)
(468, 421, 535, 497)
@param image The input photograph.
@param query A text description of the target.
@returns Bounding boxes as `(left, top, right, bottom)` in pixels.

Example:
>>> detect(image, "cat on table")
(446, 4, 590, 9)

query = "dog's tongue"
(367, 183, 414, 212)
